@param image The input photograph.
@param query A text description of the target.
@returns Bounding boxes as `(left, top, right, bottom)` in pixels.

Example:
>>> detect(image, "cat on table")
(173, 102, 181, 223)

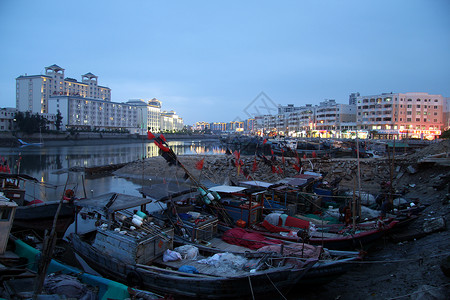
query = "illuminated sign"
(398, 129, 441, 135)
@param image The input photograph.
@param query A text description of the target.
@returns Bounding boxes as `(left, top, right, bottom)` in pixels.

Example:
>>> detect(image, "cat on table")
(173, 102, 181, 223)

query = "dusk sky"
(1, 0, 449, 125)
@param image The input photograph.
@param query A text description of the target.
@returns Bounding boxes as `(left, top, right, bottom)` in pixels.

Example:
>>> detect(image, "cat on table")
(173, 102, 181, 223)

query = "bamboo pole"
(33, 175, 70, 298)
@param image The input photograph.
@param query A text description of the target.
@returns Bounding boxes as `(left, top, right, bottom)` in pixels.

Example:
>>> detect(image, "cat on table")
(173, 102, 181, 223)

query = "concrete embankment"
(0, 132, 220, 147)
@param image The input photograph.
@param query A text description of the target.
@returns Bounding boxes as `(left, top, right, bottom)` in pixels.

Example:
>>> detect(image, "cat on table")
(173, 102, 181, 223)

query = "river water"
(1, 139, 225, 235)
(0, 139, 225, 203)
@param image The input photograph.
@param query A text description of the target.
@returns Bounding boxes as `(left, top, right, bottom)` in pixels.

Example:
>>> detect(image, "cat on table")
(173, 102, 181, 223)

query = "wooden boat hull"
(70, 233, 314, 299)
(175, 236, 361, 287)
(250, 217, 399, 250)
(301, 254, 358, 285)
(308, 225, 395, 250)
(13, 202, 75, 236)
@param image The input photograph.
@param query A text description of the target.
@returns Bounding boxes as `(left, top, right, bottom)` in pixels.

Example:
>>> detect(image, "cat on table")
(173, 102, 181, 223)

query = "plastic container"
(211, 191, 221, 200)
(136, 211, 147, 219)
(133, 214, 143, 222)
(198, 188, 206, 196)
(203, 196, 211, 204)
(236, 219, 246, 228)
(132, 218, 143, 227)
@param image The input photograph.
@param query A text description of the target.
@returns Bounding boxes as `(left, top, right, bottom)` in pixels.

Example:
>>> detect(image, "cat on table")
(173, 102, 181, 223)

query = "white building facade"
(48, 96, 182, 134)
(16, 64, 111, 114)
(160, 111, 184, 132)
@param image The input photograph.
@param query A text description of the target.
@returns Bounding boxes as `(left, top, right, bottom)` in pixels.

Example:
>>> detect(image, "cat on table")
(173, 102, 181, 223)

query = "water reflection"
(0, 139, 225, 202)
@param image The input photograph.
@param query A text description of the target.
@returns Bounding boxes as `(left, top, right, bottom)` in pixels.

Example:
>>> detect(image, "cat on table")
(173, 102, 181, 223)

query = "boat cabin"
(0, 195, 17, 254)
(74, 193, 174, 265)
(0, 174, 38, 206)
(208, 185, 265, 228)
(139, 183, 219, 243)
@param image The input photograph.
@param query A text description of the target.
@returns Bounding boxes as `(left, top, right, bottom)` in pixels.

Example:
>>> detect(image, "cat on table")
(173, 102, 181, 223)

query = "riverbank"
(0, 132, 220, 147)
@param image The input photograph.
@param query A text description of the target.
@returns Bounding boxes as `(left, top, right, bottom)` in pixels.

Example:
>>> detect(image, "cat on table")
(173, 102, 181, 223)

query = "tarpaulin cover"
(264, 213, 310, 229)
(257, 243, 323, 259)
(222, 227, 283, 250)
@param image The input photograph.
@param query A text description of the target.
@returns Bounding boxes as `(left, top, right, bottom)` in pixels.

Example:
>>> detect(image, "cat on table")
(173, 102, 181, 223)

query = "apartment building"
(210, 122, 227, 133)
(16, 64, 111, 114)
(0, 108, 16, 131)
(285, 105, 315, 135)
(195, 122, 210, 131)
(315, 100, 356, 133)
(356, 92, 444, 139)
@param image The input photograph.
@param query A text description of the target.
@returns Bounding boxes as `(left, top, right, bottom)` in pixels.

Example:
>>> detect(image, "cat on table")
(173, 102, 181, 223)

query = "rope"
(247, 276, 255, 300)
(265, 273, 287, 300)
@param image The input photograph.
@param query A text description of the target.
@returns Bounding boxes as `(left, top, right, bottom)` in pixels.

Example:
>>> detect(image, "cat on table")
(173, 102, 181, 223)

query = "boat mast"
(356, 128, 362, 221)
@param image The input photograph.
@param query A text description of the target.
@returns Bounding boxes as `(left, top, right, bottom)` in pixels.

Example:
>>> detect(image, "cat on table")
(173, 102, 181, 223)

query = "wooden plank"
(136, 263, 216, 278)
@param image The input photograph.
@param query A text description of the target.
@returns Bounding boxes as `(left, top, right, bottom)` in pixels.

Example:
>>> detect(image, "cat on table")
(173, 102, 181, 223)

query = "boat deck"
(204, 237, 252, 253)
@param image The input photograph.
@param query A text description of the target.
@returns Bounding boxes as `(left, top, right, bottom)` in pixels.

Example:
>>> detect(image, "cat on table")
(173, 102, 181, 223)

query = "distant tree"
(441, 129, 450, 139)
(14, 111, 49, 134)
(55, 110, 63, 131)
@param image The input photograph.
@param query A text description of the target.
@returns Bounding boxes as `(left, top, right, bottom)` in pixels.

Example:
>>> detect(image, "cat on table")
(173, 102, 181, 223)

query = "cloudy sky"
(1, 0, 449, 125)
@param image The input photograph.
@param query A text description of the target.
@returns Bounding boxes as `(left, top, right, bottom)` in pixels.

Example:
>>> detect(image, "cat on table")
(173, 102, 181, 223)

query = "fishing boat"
(0, 173, 76, 236)
(69, 192, 317, 299)
(0, 197, 160, 300)
(5, 234, 161, 299)
(138, 183, 362, 287)
(248, 212, 398, 250)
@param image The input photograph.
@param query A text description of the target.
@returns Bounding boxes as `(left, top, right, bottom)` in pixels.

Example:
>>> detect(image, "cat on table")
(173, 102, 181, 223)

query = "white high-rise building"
(16, 64, 111, 114)
(161, 110, 184, 132)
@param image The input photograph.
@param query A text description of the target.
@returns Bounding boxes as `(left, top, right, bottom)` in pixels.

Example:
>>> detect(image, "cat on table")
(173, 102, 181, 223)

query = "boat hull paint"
(12, 238, 131, 300)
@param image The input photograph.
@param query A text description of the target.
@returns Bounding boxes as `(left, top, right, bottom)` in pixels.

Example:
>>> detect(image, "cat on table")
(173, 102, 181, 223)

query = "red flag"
(303, 154, 307, 159)
(278, 166, 283, 174)
(312, 151, 317, 158)
(293, 164, 301, 172)
(282, 154, 285, 164)
(270, 149, 274, 156)
(271, 165, 277, 173)
(263, 139, 267, 144)
(154, 140, 170, 152)
(252, 157, 258, 172)
(233, 150, 240, 161)
(195, 158, 204, 170)
(147, 131, 155, 140)
(160, 134, 167, 142)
